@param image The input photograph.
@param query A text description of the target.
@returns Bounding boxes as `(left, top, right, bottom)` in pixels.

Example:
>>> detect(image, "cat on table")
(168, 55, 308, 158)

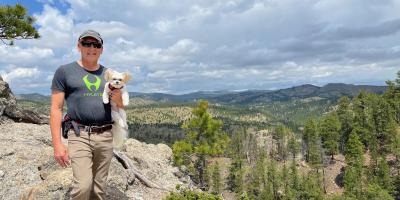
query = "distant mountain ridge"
(17, 83, 387, 104)
(15, 93, 50, 102)
(213, 83, 387, 104)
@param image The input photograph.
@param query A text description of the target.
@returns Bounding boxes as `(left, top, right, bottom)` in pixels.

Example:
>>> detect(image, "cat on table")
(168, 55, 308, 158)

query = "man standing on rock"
(50, 30, 123, 200)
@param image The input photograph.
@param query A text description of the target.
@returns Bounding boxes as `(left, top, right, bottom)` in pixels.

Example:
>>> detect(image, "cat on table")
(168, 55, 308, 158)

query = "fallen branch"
(113, 150, 169, 191)
(19, 187, 36, 200)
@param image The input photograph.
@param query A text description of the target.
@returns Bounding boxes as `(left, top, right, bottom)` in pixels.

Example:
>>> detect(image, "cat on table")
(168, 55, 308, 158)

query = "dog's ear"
(123, 72, 132, 83)
(104, 69, 113, 81)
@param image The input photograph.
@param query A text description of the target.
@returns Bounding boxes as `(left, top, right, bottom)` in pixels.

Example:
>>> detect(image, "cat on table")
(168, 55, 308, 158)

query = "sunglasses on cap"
(80, 41, 103, 49)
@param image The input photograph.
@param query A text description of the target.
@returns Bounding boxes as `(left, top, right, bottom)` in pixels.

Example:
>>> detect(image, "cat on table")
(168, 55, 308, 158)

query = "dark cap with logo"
(78, 30, 103, 44)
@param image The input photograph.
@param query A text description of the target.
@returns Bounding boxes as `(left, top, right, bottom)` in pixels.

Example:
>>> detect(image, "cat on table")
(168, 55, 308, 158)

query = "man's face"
(78, 37, 103, 62)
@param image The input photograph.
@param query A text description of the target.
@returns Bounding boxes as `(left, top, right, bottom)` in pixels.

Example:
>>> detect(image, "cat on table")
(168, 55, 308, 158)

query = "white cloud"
(105, 38, 201, 70)
(25, 5, 75, 48)
(150, 20, 173, 33)
(75, 21, 137, 39)
(0, 46, 54, 65)
(167, 39, 200, 55)
(2, 0, 400, 94)
(1, 67, 41, 83)
(35, 5, 72, 30)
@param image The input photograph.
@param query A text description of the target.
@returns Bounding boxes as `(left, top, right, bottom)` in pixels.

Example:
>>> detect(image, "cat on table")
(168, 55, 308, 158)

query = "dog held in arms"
(103, 69, 131, 149)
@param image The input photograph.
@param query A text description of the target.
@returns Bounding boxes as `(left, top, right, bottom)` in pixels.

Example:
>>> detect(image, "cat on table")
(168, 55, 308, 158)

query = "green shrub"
(164, 188, 222, 200)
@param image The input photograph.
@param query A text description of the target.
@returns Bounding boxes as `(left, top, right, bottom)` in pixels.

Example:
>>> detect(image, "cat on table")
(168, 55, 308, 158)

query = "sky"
(1, 0, 400, 95)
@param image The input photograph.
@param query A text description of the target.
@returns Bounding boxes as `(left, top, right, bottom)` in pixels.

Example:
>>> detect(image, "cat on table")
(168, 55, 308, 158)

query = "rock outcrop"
(0, 76, 48, 125)
(0, 123, 189, 200)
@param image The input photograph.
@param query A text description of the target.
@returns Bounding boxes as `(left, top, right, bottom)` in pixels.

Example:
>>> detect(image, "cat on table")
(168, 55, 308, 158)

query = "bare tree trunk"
(113, 150, 168, 191)
(197, 154, 207, 191)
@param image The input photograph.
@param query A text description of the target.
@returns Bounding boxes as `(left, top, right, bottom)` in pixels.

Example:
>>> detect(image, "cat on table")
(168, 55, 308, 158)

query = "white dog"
(103, 69, 131, 149)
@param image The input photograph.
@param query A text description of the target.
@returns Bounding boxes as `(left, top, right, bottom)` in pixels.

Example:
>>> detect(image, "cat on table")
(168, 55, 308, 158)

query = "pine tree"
(281, 163, 297, 200)
(227, 156, 245, 194)
(344, 130, 364, 199)
(298, 172, 324, 200)
(384, 71, 400, 123)
(244, 130, 259, 165)
(366, 96, 397, 188)
(235, 168, 245, 197)
(308, 127, 323, 168)
(365, 184, 394, 200)
(172, 140, 193, 166)
(286, 132, 301, 199)
(393, 175, 400, 200)
(288, 132, 300, 160)
(247, 150, 269, 200)
(384, 77, 400, 200)
(257, 150, 267, 188)
(258, 159, 279, 200)
(274, 125, 289, 160)
(172, 100, 230, 190)
(246, 167, 261, 199)
(290, 159, 300, 198)
(303, 118, 318, 163)
(0, 4, 40, 45)
(319, 113, 341, 161)
(211, 161, 222, 195)
(376, 156, 392, 193)
(337, 96, 353, 153)
(267, 159, 280, 199)
(228, 127, 246, 158)
(352, 91, 374, 148)
(390, 123, 400, 176)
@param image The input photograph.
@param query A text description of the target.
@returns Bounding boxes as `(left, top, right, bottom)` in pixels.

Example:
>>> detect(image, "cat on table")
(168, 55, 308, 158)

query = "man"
(50, 30, 123, 200)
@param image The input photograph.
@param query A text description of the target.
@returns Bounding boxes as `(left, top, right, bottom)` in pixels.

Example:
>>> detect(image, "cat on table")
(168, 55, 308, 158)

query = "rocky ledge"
(0, 122, 190, 200)
(0, 76, 48, 125)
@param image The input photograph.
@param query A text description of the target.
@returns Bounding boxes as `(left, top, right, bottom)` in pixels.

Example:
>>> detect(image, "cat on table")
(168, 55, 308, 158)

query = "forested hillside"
(15, 80, 398, 199)
(169, 72, 400, 200)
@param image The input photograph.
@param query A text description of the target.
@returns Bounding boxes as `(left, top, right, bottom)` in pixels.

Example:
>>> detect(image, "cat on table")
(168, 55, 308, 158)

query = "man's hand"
(54, 143, 70, 168)
(110, 89, 123, 108)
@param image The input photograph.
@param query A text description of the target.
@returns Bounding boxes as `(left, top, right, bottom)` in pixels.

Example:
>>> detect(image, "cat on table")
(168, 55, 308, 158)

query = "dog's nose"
(116, 81, 120, 84)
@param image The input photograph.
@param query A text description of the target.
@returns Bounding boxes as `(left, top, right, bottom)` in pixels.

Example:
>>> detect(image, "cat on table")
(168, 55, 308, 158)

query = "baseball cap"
(78, 30, 103, 44)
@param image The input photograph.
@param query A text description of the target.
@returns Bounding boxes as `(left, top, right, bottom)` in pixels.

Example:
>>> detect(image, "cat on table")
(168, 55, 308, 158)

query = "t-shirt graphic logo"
(83, 75, 101, 92)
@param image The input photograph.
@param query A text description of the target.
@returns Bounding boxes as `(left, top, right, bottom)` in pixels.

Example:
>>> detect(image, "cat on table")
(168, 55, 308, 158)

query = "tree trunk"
(197, 154, 207, 190)
(113, 150, 168, 191)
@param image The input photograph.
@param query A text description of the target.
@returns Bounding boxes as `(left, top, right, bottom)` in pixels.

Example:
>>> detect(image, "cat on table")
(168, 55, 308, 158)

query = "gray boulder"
(0, 76, 47, 125)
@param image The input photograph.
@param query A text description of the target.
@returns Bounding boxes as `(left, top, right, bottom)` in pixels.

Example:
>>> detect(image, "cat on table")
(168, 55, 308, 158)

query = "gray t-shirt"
(51, 61, 112, 125)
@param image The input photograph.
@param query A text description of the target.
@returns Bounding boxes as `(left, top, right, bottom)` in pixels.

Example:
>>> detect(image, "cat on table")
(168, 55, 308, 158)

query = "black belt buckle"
(78, 125, 91, 133)
(88, 126, 93, 133)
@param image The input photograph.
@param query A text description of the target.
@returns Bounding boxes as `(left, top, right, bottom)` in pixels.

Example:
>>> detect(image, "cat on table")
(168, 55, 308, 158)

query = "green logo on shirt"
(83, 75, 101, 92)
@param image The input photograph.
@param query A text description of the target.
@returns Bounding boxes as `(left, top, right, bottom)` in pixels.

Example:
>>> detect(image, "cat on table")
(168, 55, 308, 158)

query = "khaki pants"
(68, 129, 114, 200)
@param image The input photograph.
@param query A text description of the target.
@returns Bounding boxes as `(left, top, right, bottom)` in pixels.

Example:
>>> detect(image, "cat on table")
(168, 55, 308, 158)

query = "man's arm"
(50, 91, 69, 167)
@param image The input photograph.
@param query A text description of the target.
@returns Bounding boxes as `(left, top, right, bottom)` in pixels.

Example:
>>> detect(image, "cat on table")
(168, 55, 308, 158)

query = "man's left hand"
(110, 89, 123, 108)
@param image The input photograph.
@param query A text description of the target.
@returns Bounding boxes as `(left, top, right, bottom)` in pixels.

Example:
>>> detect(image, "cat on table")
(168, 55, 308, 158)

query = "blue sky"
(2, 0, 69, 15)
(1, 0, 400, 94)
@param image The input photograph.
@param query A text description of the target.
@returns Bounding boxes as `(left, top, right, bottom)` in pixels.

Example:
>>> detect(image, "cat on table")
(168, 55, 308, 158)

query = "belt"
(77, 124, 113, 133)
